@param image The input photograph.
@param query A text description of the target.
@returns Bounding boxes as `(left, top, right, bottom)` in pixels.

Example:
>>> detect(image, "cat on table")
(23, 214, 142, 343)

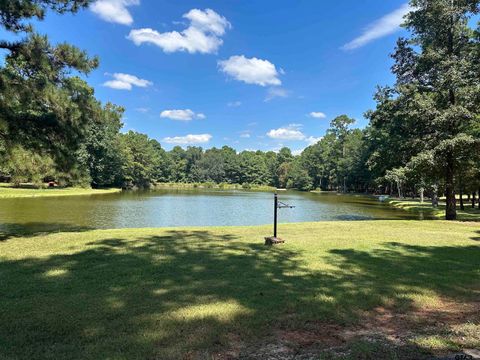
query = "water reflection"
(0, 190, 428, 235)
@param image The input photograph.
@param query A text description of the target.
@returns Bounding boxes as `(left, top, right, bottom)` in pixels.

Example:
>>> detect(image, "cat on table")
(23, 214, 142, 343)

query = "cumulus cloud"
(103, 73, 152, 90)
(265, 87, 289, 102)
(218, 55, 282, 86)
(91, 0, 139, 25)
(309, 111, 327, 119)
(267, 124, 305, 141)
(160, 109, 206, 121)
(162, 134, 212, 144)
(342, 3, 411, 50)
(127, 9, 230, 54)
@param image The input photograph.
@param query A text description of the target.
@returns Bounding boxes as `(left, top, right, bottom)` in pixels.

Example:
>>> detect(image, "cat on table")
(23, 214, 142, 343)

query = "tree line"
(0, 0, 479, 220)
(0, 109, 362, 191)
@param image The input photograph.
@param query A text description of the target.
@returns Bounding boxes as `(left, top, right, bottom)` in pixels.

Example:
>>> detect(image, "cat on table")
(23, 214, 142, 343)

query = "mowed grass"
(0, 221, 479, 359)
(0, 183, 121, 198)
(388, 198, 480, 221)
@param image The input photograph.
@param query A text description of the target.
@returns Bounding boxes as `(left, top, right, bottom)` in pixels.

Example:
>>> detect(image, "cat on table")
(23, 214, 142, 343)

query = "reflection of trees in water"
(0, 192, 427, 232)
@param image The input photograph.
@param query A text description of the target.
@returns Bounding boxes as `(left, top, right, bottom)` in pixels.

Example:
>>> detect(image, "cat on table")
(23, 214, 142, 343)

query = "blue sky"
(34, 0, 410, 153)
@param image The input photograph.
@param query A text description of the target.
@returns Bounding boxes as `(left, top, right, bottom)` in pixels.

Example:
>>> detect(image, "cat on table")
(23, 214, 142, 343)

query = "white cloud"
(103, 80, 131, 90)
(305, 136, 323, 145)
(227, 101, 242, 107)
(136, 107, 150, 113)
(239, 131, 251, 138)
(162, 134, 212, 144)
(309, 111, 327, 119)
(342, 3, 411, 50)
(103, 73, 152, 90)
(91, 0, 139, 25)
(160, 109, 206, 121)
(265, 87, 289, 102)
(127, 9, 230, 54)
(267, 125, 305, 141)
(218, 55, 282, 86)
(292, 149, 304, 156)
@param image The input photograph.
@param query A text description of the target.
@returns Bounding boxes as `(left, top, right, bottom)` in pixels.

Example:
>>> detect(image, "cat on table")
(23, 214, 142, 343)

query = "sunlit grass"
(0, 183, 121, 198)
(387, 198, 480, 221)
(0, 221, 478, 359)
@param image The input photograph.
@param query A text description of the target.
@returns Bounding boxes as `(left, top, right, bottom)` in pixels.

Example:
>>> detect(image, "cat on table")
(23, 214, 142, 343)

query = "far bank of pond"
(0, 184, 121, 199)
(0, 189, 431, 236)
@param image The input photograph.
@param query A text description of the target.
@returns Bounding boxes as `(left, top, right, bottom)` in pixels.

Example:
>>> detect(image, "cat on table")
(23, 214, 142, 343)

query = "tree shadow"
(0, 222, 94, 241)
(471, 230, 480, 241)
(327, 242, 479, 303)
(1, 230, 479, 359)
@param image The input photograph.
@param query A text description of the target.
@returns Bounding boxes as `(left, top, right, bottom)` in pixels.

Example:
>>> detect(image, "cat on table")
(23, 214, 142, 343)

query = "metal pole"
(274, 193, 278, 238)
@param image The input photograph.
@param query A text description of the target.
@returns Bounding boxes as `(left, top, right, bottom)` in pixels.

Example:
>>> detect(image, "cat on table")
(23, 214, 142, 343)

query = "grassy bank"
(0, 183, 121, 199)
(0, 221, 478, 359)
(154, 182, 275, 192)
(387, 198, 480, 221)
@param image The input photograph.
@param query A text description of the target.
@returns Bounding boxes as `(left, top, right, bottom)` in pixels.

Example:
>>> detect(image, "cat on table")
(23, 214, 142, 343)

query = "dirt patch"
(279, 328, 343, 348)
(214, 298, 479, 359)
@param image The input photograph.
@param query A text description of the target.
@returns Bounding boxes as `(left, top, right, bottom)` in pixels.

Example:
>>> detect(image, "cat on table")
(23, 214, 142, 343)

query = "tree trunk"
(459, 188, 464, 210)
(432, 185, 439, 208)
(397, 181, 402, 198)
(444, 12, 457, 220)
(419, 187, 424, 203)
(478, 189, 480, 209)
(473, 192, 476, 209)
(445, 155, 456, 220)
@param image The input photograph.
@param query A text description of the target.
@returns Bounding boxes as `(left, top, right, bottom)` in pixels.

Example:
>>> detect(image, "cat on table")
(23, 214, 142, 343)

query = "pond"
(0, 189, 428, 236)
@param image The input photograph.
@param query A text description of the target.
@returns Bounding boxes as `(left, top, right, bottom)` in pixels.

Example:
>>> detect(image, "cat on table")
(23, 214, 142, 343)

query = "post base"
(264, 237, 285, 245)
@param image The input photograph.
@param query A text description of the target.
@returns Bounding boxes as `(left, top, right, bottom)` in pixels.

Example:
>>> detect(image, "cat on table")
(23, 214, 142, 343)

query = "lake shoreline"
(385, 197, 480, 222)
(153, 182, 276, 192)
(0, 189, 426, 233)
(0, 184, 122, 199)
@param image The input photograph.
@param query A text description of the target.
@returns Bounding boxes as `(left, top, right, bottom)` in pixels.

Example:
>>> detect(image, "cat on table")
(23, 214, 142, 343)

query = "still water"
(0, 189, 426, 235)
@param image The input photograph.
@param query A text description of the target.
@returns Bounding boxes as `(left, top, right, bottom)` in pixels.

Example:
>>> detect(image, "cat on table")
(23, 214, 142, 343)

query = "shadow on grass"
(0, 230, 479, 359)
(0, 223, 94, 241)
(471, 230, 480, 241)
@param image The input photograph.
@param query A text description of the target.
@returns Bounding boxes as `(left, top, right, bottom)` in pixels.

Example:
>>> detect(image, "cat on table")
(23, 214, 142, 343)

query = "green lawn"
(0, 183, 121, 198)
(387, 198, 480, 221)
(0, 221, 479, 359)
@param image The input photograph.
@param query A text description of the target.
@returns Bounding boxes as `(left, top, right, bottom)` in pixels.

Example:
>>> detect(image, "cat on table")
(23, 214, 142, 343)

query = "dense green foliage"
(0, 110, 373, 190)
(0, 0, 99, 171)
(366, 0, 480, 219)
